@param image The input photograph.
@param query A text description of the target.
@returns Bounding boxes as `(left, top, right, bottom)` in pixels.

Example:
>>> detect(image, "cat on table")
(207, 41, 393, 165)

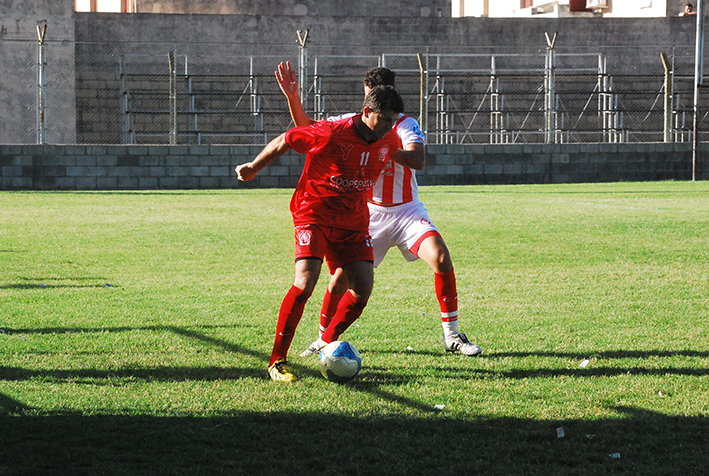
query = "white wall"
(452, 0, 670, 17)
(602, 0, 667, 17)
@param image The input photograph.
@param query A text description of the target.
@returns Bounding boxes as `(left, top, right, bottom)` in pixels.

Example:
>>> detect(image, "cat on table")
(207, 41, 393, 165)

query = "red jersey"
(285, 115, 400, 231)
(331, 113, 425, 206)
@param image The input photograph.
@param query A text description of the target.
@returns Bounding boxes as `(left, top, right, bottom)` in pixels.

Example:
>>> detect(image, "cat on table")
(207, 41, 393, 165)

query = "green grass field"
(1, 182, 708, 475)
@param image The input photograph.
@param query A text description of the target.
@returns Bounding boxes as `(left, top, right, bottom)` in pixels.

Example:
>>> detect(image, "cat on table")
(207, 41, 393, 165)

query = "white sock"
(442, 313, 459, 337)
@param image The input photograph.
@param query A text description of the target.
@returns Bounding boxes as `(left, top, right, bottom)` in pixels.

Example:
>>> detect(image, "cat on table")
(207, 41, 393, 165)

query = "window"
(75, 0, 135, 12)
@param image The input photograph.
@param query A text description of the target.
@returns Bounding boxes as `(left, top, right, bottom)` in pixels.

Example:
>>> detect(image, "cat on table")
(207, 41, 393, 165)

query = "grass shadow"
(0, 325, 435, 413)
(1, 276, 115, 290)
(490, 350, 709, 359)
(0, 283, 114, 289)
(0, 402, 706, 476)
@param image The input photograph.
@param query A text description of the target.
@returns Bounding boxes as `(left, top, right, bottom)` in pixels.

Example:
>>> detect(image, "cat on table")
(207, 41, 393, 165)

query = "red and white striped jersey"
(328, 113, 425, 206)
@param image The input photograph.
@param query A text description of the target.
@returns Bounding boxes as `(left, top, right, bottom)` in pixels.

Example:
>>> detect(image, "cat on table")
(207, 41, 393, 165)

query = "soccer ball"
(318, 341, 362, 383)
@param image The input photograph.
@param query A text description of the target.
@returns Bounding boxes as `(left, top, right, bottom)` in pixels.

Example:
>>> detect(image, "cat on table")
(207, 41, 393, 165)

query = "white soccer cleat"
(443, 332, 482, 357)
(300, 338, 326, 357)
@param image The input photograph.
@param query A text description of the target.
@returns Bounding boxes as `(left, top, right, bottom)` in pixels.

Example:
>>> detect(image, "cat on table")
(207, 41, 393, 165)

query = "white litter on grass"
(556, 427, 565, 438)
(610, 453, 621, 459)
(579, 359, 590, 368)
(434, 404, 445, 411)
(407, 346, 416, 351)
(40, 283, 48, 287)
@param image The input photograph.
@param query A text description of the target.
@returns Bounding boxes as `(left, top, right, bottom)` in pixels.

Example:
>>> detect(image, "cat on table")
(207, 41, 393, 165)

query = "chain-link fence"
(2, 37, 707, 145)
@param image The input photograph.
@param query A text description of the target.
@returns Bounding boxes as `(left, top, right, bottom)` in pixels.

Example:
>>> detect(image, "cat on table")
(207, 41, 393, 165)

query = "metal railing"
(1, 36, 707, 145)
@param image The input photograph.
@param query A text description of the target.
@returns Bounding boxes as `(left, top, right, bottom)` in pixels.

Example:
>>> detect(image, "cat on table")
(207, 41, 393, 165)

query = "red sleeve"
(284, 121, 333, 155)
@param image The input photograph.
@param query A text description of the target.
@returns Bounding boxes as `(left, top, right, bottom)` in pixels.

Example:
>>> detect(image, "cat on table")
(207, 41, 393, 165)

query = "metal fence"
(1, 37, 707, 145)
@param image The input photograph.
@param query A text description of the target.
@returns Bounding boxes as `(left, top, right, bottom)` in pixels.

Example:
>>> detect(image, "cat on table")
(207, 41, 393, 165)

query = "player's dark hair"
(363, 85, 404, 114)
(363, 67, 396, 88)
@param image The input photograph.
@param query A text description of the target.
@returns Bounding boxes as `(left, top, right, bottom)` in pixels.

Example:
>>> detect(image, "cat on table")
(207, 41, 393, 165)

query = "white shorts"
(368, 200, 440, 268)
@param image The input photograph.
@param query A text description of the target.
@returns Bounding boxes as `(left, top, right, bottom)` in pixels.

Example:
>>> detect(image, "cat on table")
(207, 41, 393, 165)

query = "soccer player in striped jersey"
(236, 85, 405, 382)
(275, 62, 482, 358)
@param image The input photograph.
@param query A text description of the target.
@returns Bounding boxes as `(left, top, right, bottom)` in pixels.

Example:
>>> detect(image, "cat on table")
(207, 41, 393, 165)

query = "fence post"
(250, 56, 263, 133)
(168, 50, 177, 145)
(661, 52, 673, 143)
(417, 52, 428, 142)
(692, 0, 704, 181)
(297, 30, 309, 112)
(313, 56, 324, 121)
(36, 24, 47, 145)
(490, 55, 505, 144)
(544, 32, 558, 144)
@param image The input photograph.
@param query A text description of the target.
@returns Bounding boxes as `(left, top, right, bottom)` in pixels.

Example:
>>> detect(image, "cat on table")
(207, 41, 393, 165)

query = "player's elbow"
(407, 151, 426, 170)
(411, 154, 426, 170)
(405, 143, 426, 170)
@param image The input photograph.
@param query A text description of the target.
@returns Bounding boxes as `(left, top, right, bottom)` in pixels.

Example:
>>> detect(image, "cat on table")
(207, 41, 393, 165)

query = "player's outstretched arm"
(275, 61, 315, 128)
(235, 133, 290, 181)
(389, 142, 425, 171)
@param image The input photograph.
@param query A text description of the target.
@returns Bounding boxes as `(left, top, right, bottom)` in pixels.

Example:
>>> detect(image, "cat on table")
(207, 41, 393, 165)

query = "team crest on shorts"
(297, 229, 312, 246)
(420, 218, 431, 225)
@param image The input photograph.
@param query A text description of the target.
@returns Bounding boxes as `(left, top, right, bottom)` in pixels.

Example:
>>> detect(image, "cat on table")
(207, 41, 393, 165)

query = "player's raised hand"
(275, 61, 299, 98)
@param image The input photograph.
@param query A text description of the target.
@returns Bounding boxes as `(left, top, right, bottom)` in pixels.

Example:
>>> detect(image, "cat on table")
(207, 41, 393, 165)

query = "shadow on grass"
(491, 350, 709, 360)
(0, 283, 114, 289)
(376, 349, 709, 360)
(0, 399, 707, 476)
(2, 325, 708, 474)
(3, 324, 707, 387)
(1, 276, 114, 289)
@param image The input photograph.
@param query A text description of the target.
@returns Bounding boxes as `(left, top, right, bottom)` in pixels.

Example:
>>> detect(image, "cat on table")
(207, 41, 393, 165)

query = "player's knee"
(422, 242, 453, 272)
(293, 271, 320, 293)
(349, 287, 372, 302)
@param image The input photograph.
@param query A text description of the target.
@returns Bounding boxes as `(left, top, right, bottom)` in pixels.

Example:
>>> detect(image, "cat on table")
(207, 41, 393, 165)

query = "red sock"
(435, 269, 459, 329)
(321, 291, 367, 343)
(270, 285, 312, 365)
(319, 289, 344, 336)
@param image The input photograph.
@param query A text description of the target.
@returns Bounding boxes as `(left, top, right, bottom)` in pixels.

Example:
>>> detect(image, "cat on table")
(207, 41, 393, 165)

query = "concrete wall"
(136, 0, 452, 17)
(1, 1, 704, 151)
(0, 0, 77, 144)
(69, 13, 700, 145)
(75, 13, 698, 51)
(0, 143, 701, 191)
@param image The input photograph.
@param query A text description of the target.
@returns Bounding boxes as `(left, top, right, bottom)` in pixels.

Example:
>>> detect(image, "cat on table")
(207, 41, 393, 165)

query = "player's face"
(363, 107, 399, 140)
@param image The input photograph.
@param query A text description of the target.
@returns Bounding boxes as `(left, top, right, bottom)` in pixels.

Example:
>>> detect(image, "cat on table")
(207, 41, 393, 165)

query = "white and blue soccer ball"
(318, 341, 362, 383)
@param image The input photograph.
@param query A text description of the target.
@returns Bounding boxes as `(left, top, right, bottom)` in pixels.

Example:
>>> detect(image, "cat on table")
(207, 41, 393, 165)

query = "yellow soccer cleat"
(268, 358, 297, 382)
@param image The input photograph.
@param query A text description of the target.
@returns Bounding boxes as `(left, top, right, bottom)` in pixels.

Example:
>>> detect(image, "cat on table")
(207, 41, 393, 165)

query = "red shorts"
(294, 224, 373, 274)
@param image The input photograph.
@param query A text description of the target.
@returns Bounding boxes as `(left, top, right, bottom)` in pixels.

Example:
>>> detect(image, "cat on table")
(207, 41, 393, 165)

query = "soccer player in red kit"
(275, 62, 482, 358)
(236, 85, 405, 382)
